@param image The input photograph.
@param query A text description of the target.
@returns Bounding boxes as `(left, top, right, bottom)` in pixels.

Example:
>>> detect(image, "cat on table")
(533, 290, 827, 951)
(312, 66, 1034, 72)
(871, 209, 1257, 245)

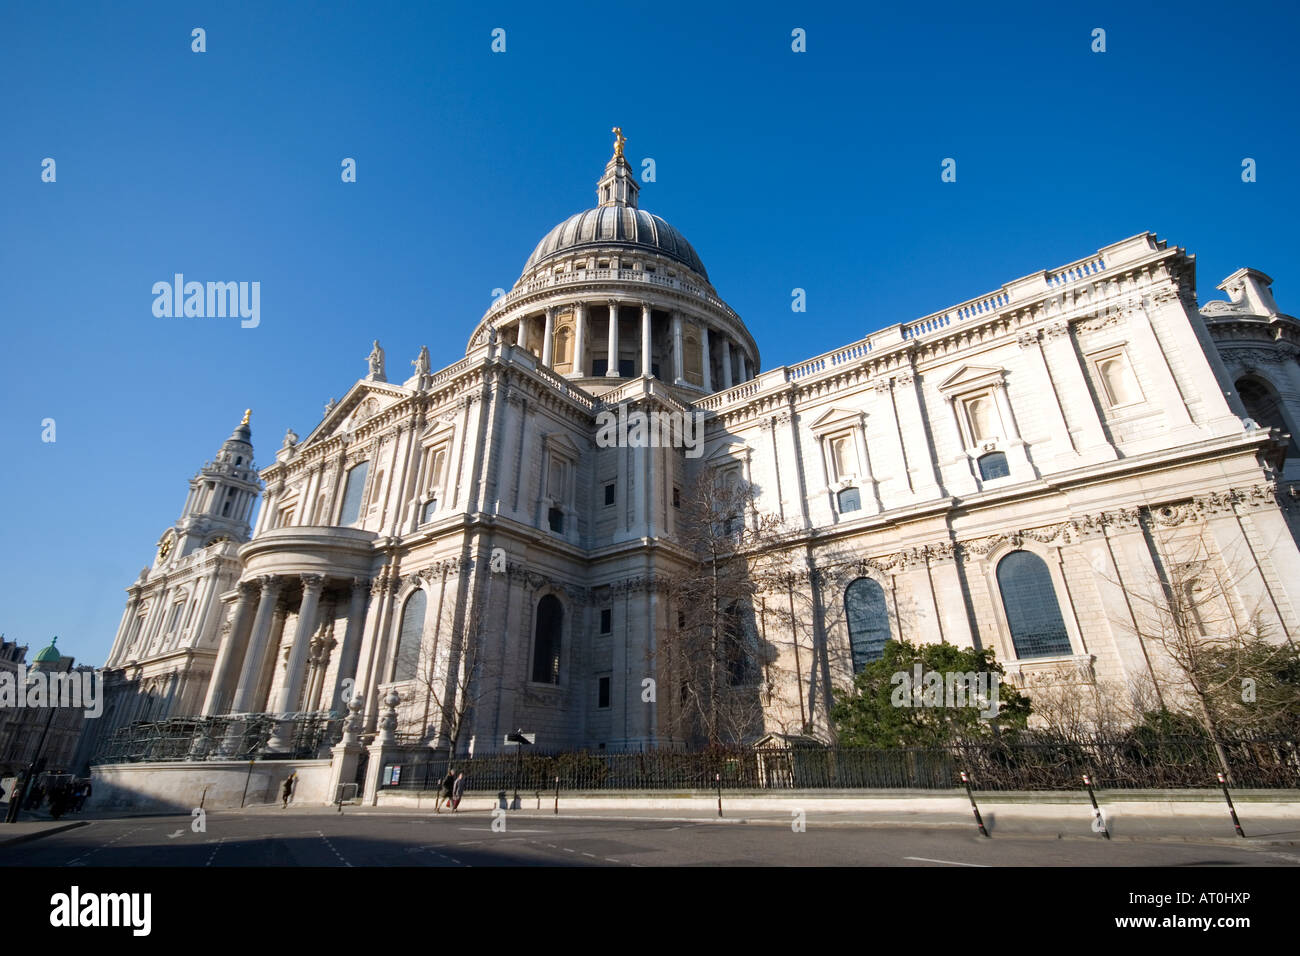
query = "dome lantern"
(596, 126, 639, 209)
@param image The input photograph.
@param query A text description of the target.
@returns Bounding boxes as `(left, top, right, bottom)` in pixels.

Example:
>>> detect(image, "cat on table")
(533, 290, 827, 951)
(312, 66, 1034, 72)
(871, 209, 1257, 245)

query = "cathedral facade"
(82, 136, 1300, 794)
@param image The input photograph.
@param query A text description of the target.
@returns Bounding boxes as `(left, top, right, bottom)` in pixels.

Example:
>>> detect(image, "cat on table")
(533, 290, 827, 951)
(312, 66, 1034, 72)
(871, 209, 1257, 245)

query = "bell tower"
(157, 410, 262, 567)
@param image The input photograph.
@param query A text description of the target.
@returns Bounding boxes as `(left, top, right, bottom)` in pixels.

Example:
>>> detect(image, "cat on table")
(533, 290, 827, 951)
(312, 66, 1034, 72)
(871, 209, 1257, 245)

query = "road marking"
(317, 829, 353, 867)
(66, 824, 145, 867)
(205, 836, 227, 867)
(903, 856, 988, 867)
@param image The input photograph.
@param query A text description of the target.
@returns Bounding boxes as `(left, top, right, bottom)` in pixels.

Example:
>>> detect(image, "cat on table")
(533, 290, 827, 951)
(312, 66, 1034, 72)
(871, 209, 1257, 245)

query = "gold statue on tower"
(612, 126, 626, 158)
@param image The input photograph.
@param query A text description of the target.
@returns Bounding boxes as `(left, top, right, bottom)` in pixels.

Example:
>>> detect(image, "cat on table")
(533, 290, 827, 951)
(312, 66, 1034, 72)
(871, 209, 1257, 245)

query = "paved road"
(4, 809, 1298, 867)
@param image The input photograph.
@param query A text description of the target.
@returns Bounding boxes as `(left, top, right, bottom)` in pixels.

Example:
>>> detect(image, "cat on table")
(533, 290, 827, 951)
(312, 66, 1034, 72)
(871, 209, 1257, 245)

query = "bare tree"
(393, 598, 497, 757)
(1116, 528, 1300, 783)
(658, 468, 798, 747)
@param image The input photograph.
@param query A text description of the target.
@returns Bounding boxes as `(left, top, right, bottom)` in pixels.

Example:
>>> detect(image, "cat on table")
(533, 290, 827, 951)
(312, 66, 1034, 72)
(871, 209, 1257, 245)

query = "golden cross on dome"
(612, 126, 626, 158)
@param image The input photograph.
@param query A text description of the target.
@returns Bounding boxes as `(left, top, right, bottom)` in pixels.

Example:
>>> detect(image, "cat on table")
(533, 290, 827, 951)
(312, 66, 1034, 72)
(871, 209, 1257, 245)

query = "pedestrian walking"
(438, 768, 455, 812)
(281, 772, 297, 808)
(451, 771, 465, 811)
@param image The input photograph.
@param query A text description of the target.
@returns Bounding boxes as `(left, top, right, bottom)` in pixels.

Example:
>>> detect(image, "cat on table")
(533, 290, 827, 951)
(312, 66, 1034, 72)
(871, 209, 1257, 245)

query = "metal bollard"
(1082, 773, 1110, 839)
(1217, 772, 1245, 838)
(960, 771, 989, 837)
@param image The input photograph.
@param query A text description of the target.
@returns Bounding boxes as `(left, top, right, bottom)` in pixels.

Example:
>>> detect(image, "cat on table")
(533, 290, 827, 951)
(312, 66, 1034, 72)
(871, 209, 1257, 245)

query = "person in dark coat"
(281, 772, 296, 808)
(437, 768, 455, 812)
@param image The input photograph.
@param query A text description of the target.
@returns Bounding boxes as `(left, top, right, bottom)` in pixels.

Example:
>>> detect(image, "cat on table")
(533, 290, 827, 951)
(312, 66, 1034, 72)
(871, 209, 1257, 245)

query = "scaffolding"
(92, 712, 336, 764)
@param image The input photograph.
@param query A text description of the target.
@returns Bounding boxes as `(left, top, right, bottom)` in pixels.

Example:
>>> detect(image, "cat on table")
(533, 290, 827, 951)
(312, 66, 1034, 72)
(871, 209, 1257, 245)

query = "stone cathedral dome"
(521, 207, 709, 282)
(511, 126, 713, 289)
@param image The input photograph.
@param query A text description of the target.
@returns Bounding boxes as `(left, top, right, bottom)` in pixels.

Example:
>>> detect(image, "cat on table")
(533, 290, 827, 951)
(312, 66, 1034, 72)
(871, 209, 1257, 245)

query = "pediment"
(300, 380, 410, 448)
(937, 365, 1005, 393)
(541, 431, 581, 457)
(702, 436, 751, 464)
(808, 406, 865, 433)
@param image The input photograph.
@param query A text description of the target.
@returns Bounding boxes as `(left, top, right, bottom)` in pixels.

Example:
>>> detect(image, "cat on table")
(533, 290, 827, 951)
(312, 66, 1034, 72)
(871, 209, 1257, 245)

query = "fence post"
(1082, 773, 1109, 839)
(1217, 772, 1245, 837)
(554, 775, 559, 815)
(960, 771, 988, 837)
(716, 772, 723, 818)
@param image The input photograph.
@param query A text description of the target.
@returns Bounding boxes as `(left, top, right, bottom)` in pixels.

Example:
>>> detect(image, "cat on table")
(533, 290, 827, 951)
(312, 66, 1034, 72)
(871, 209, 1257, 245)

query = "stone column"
(701, 326, 713, 392)
(894, 370, 943, 500)
(671, 313, 685, 385)
(640, 302, 653, 378)
(229, 575, 283, 713)
(606, 300, 620, 376)
(573, 302, 586, 376)
(737, 351, 748, 382)
(1017, 330, 1074, 461)
(253, 599, 291, 711)
(542, 308, 555, 367)
(940, 396, 980, 495)
(722, 338, 733, 389)
(993, 380, 1035, 477)
(267, 573, 327, 751)
(356, 573, 398, 734)
(1129, 300, 1197, 437)
(201, 581, 258, 715)
(1040, 321, 1115, 463)
(324, 577, 371, 717)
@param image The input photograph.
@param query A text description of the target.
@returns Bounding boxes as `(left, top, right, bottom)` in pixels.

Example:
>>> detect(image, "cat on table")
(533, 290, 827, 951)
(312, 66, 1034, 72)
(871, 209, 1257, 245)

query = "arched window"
(339, 461, 369, 525)
(723, 603, 755, 685)
(977, 451, 1010, 480)
(830, 435, 854, 479)
(1097, 353, 1142, 406)
(1237, 375, 1298, 459)
(684, 332, 702, 383)
(837, 487, 861, 513)
(393, 589, 427, 682)
(553, 327, 572, 367)
(966, 394, 998, 442)
(845, 577, 890, 672)
(996, 551, 1072, 658)
(532, 595, 563, 684)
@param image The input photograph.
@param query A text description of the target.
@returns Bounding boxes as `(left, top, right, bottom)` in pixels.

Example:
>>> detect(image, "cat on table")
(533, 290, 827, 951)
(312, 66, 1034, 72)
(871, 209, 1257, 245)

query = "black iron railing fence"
(91, 713, 336, 764)
(382, 735, 1300, 793)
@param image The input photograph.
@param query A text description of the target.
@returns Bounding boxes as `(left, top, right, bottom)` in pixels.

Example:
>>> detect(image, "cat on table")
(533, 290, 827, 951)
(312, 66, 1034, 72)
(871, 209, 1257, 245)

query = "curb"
(0, 820, 90, 847)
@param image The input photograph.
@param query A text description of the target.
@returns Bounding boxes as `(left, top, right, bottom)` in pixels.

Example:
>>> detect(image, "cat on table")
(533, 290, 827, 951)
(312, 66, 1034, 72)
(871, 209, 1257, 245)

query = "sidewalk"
(306, 788, 1300, 846)
(0, 820, 89, 847)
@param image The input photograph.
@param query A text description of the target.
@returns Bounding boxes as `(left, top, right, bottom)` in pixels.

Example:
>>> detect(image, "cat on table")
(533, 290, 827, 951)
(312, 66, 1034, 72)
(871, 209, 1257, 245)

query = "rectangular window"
(837, 487, 861, 512)
(672, 486, 681, 508)
(598, 676, 611, 709)
(600, 608, 612, 634)
(548, 507, 564, 533)
(604, 482, 616, 506)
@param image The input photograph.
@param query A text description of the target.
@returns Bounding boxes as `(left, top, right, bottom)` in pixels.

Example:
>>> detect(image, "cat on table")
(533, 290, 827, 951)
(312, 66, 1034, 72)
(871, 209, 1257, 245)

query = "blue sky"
(2, 1, 1298, 664)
